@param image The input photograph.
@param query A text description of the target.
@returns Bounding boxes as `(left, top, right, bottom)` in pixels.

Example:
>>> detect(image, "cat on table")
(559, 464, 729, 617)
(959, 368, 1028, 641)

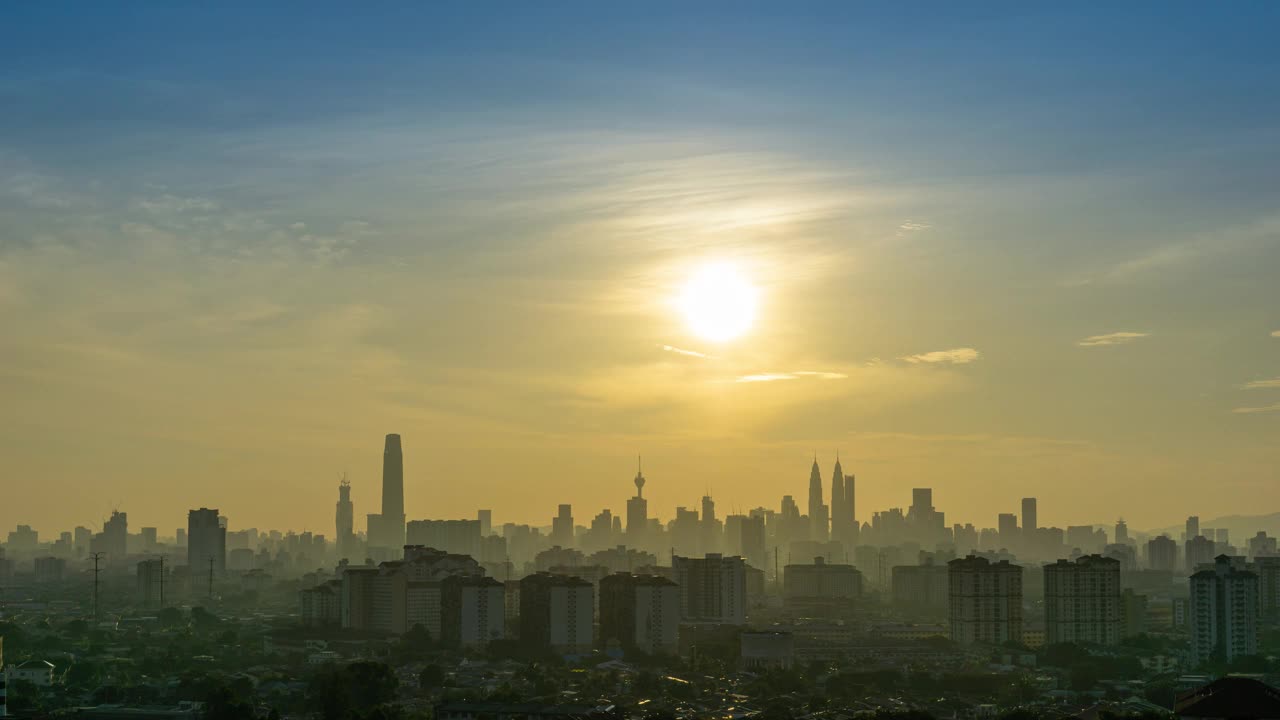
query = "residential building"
(598, 572, 680, 655)
(1044, 555, 1121, 646)
(948, 555, 1023, 646)
(1190, 555, 1259, 665)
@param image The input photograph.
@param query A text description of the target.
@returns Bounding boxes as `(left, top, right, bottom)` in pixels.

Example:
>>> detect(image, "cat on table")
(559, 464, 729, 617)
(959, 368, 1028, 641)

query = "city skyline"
(3, 5, 1279, 534)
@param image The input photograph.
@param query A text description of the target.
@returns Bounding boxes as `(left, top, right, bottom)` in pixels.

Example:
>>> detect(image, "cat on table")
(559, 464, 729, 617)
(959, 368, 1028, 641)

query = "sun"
(678, 262, 759, 342)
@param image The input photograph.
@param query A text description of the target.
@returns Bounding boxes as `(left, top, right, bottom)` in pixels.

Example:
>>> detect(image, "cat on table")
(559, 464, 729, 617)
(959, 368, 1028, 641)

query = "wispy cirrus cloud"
(660, 344, 713, 359)
(900, 347, 980, 365)
(1242, 378, 1280, 390)
(735, 371, 847, 383)
(896, 220, 932, 238)
(1077, 332, 1149, 347)
(1233, 403, 1280, 415)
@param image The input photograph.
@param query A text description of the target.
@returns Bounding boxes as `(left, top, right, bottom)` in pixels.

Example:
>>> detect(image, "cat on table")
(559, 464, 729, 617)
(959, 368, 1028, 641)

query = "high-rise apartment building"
(1146, 535, 1178, 572)
(948, 555, 1023, 645)
(892, 558, 950, 612)
(1186, 535, 1216, 573)
(783, 557, 863, 616)
(599, 572, 680, 655)
(92, 511, 128, 563)
(137, 559, 166, 606)
(187, 508, 226, 575)
(1044, 555, 1121, 646)
(997, 513, 1019, 547)
(1185, 516, 1200, 543)
(1021, 498, 1037, 535)
(519, 572, 594, 654)
(1190, 555, 1259, 665)
(440, 575, 505, 649)
(673, 553, 747, 624)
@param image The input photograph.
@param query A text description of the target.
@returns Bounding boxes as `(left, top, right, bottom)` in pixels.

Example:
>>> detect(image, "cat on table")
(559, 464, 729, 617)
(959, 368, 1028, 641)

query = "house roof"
(1175, 676, 1280, 718)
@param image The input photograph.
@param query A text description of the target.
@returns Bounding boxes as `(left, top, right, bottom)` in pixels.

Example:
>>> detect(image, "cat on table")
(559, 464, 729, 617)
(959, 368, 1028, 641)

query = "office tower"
(477, 509, 492, 537)
(783, 557, 863, 616)
(701, 495, 719, 554)
(187, 508, 226, 574)
(844, 474, 855, 536)
(1190, 555, 1259, 665)
(34, 557, 66, 582)
(1147, 535, 1178, 572)
(740, 515, 767, 573)
(627, 459, 649, 540)
(440, 575, 505, 649)
(808, 458, 828, 541)
(830, 456, 845, 540)
(175, 528, 186, 547)
(1247, 532, 1277, 559)
(599, 572, 680, 655)
(997, 513, 1018, 547)
(1186, 535, 1216, 573)
(93, 511, 128, 563)
(673, 553, 747, 624)
(892, 559, 950, 612)
(140, 527, 157, 551)
(1114, 519, 1129, 545)
(367, 434, 407, 554)
(1215, 528, 1230, 547)
(1021, 498, 1037, 535)
(73, 526, 91, 555)
(948, 555, 1023, 645)
(406, 519, 483, 558)
(336, 477, 355, 559)
(1185, 516, 1200, 543)
(519, 572, 594, 655)
(552, 504, 574, 548)
(1044, 555, 1122, 646)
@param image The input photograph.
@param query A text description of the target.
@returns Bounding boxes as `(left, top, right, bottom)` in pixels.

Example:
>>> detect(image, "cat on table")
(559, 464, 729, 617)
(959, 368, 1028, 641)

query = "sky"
(2, 4, 1279, 537)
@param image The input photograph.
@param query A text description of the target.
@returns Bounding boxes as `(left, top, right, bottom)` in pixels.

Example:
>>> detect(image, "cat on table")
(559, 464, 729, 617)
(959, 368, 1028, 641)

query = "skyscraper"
(843, 473, 855, 531)
(367, 434, 407, 554)
(1147, 535, 1178, 572)
(1021, 498, 1037, 534)
(335, 476, 355, 560)
(188, 508, 226, 575)
(1185, 515, 1200, 543)
(808, 458, 828, 541)
(830, 456, 845, 540)
(552, 504, 574, 547)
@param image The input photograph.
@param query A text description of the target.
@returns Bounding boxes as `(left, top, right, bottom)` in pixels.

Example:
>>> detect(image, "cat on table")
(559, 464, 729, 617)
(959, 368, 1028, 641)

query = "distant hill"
(1145, 512, 1280, 541)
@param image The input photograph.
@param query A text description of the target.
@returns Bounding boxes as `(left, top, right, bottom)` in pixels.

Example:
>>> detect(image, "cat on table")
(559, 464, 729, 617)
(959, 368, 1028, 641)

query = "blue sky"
(2, 4, 1278, 533)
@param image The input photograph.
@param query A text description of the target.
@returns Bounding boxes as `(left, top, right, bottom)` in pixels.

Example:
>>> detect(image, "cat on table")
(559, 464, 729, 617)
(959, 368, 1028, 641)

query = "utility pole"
(90, 552, 106, 622)
(157, 555, 166, 607)
(207, 556, 215, 600)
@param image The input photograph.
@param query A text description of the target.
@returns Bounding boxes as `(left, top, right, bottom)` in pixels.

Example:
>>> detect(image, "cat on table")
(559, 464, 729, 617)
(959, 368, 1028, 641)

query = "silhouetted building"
(626, 460, 648, 541)
(367, 434, 407, 554)
(948, 555, 1022, 645)
(598, 572, 680, 655)
(551, 504, 574, 548)
(807, 459, 827, 541)
(92, 511, 128, 564)
(892, 558, 949, 612)
(1186, 535, 1216, 572)
(1190, 555, 1258, 665)
(1044, 555, 1121, 646)
(137, 558, 166, 606)
(336, 476, 355, 560)
(784, 557, 863, 617)
(187, 508, 225, 575)
(1147, 534, 1178, 572)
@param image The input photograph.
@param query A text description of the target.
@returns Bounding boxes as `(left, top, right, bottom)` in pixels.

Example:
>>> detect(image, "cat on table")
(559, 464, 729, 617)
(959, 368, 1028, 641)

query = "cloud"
(1272, 330, 1280, 338)
(900, 347, 980, 365)
(735, 371, 847, 383)
(660, 344, 713, 359)
(896, 220, 932, 238)
(1233, 403, 1280, 415)
(1242, 378, 1280, 390)
(1077, 332, 1149, 347)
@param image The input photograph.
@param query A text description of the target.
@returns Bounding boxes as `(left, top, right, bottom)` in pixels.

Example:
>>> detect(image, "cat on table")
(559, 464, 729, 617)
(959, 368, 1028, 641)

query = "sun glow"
(678, 262, 759, 342)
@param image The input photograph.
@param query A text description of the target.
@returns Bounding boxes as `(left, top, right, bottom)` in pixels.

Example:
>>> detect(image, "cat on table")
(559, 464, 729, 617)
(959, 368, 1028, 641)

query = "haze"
(2, 4, 1279, 535)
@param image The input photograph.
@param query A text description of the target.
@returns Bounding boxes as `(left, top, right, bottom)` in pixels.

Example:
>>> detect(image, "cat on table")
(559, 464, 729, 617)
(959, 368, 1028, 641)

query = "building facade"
(1044, 555, 1121, 646)
(948, 555, 1023, 646)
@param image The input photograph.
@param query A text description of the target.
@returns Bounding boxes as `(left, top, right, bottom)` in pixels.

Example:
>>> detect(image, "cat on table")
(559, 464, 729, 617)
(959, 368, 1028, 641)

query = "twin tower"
(809, 455, 855, 542)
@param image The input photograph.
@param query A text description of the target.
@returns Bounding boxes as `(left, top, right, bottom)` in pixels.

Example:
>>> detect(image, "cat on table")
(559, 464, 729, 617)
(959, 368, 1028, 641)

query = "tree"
(419, 663, 445, 690)
(307, 661, 400, 720)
